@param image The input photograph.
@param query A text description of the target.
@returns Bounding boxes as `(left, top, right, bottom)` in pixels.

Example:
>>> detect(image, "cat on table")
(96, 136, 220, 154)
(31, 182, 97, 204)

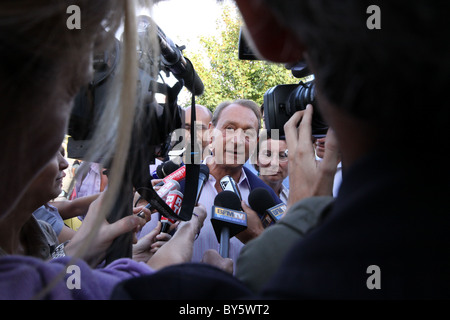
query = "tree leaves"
(185, 3, 298, 112)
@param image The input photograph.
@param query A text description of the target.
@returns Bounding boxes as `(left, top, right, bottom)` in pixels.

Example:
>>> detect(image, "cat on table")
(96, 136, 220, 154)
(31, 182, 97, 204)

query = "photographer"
(234, 0, 450, 298)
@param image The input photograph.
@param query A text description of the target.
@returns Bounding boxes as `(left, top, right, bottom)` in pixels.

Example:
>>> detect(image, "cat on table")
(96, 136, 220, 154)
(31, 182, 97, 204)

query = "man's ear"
(235, 0, 305, 63)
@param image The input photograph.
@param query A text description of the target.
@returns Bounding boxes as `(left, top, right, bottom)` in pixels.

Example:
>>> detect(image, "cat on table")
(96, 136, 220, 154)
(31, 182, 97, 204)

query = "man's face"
(209, 104, 259, 168)
(185, 107, 211, 151)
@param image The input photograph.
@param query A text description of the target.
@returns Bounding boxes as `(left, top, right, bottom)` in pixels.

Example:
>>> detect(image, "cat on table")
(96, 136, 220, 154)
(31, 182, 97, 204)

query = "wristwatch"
(51, 241, 70, 259)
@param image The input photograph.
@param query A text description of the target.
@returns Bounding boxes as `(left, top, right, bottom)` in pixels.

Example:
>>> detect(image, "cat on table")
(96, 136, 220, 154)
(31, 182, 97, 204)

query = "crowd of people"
(0, 0, 448, 302)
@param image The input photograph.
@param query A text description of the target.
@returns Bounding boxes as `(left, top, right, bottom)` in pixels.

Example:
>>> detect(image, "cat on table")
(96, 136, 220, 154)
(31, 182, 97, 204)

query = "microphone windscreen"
(199, 164, 210, 178)
(214, 190, 241, 211)
(156, 160, 180, 178)
(248, 187, 277, 215)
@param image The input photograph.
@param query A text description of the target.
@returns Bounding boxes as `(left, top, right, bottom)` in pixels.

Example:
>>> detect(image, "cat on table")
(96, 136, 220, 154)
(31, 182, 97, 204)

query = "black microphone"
(195, 164, 209, 205)
(137, 15, 204, 96)
(153, 160, 181, 179)
(248, 187, 286, 228)
(211, 191, 247, 258)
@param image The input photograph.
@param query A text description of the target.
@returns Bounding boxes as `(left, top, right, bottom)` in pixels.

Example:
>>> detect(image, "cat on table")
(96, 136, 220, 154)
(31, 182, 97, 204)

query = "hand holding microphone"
(151, 160, 181, 179)
(137, 179, 180, 218)
(248, 188, 286, 228)
(160, 190, 183, 233)
(155, 165, 186, 187)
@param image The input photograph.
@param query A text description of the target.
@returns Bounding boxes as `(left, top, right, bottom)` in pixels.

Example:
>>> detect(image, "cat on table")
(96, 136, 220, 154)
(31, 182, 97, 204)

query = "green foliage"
(185, 3, 298, 112)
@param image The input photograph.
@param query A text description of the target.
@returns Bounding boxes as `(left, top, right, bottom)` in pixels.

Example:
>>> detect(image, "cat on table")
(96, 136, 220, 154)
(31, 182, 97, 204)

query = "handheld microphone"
(152, 160, 181, 179)
(162, 165, 186, 184)
(211, 191, 247, 258)
(137, 179, 180, 218)
(154, 165, 186, 187)
(195, 164, 209, 205)
(219, 175, 242, 202)
(160, 190, 183, 233)
(248, 187, 286, 228)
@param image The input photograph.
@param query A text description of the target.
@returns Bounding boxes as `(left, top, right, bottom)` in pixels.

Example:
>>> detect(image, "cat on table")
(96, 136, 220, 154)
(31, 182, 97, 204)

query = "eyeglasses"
(259, 149, 289, 162)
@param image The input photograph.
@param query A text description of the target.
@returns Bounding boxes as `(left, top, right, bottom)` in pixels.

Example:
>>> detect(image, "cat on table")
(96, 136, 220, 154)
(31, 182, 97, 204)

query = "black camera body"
(263, 80, 328, 138)
(67, 17, 202, 163)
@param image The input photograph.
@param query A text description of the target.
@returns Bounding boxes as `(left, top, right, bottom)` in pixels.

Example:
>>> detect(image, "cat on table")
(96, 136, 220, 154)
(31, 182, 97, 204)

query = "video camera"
(238, 28, 328, 138)
(67, 15, 204, 162)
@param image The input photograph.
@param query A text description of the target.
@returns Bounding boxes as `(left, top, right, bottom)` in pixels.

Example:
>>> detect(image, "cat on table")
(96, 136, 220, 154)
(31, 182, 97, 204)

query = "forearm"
(52, 194, 100, 219)
(312, 165, 337, 197)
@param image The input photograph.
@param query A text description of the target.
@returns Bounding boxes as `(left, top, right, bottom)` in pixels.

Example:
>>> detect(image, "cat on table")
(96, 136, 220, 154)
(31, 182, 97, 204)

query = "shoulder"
(281, 196, 334, 234)
(0, 256, 153, 299)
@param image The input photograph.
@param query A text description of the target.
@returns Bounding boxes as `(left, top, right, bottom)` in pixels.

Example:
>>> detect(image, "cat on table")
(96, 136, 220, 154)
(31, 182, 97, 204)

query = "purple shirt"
(0, 255, 153, 299)
(75, 162, 102, 198)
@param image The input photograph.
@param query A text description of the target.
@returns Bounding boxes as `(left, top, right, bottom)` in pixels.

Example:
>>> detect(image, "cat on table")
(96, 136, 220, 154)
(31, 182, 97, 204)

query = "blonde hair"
(1, 0, 161, 298)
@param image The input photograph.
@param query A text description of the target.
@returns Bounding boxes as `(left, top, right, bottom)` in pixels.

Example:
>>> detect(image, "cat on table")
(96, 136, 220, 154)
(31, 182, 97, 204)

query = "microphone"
(195, 164, 209, 205)
(137, 15, 204, 96)
(137, 179, 180, 218)
(152, 160, 181, 179)
(248, 187, 286, 228)
(154, 165, 186, 187)
(160, 190, 183, 233)
(211, 191, 247, 258)
(219, 175, 242, 202)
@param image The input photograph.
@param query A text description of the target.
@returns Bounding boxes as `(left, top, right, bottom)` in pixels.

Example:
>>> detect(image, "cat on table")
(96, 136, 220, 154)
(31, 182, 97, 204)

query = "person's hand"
(151, 179, 163, 191)
(133, 205, 151, 222)
(65, 193, 146, 266)
(236, 201, 264, 244)
(201, 249, 233, 274)
(131, 204, 152, 243)
(147, 204, 207, 270)
(284, 105, 340, 209)
(133, 179, 163, 208)
(132, 221, 172, 263)
(313, 127, 340, 196)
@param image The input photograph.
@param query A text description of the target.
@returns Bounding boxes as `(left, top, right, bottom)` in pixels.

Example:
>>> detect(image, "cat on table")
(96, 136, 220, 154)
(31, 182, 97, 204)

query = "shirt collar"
(203, 156, 249, 188)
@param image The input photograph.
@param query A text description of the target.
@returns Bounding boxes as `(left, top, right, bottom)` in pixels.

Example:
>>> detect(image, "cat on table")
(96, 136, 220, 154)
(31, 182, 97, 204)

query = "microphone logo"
(212, 206, 247, 224)
(220, 180, 229, 190)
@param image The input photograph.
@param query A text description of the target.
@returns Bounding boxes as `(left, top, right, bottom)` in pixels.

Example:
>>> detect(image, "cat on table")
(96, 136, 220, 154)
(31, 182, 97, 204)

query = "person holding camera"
(233, 0, 450, 299)
(236, 111, 340, 293)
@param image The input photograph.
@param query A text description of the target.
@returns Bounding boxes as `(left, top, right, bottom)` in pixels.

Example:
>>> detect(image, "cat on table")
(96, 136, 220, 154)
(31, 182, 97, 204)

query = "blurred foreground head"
(0, 0, 135, 218)
(235, 0, 449, 156)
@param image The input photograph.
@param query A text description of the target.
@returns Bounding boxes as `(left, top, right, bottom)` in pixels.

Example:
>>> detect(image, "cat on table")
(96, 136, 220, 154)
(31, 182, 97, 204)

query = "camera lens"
(289, 81, 315, 112)
(289, 82, 328, 136)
